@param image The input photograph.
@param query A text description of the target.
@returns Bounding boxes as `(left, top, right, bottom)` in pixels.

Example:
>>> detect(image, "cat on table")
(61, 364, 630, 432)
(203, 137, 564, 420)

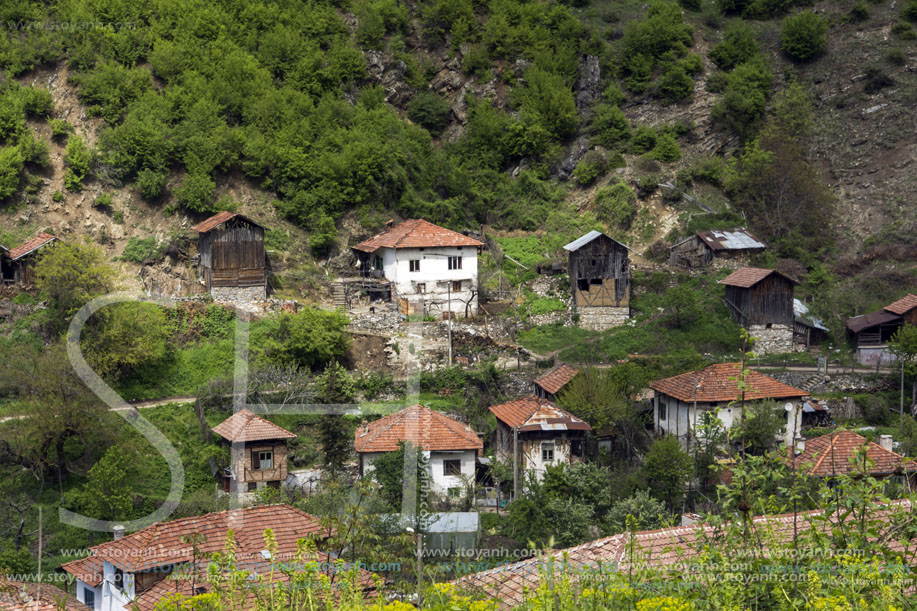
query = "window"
(248, 482, 257, 492)
(112, 567, 124, 591)
(443, 459, 461, 476)
(448, 256, 462, 270)
(659, 400, 667, 422)
(409, 259, 420, 272)
(373, 255, 382, 269)
(451, 280, 462, 292)
(447, 487, 461, 498)
(541, 442, 555, 462)
(84, 588, 95, 608)
(416, 283, 426, 293)
(571, 439, 583, 457)
(765, 323, 773, 329)
(252, 450, 273, 470)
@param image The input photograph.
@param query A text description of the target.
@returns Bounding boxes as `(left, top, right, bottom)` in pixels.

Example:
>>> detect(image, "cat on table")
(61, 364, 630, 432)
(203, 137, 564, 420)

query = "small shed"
(846, 310, 902, 366)
(563, 231, 630, 330)
(793, 299, 829, 347)
(3, 233, 57, 286)
(194, 212, 267, 299)
(380, 512, 480, 556)
(669, 228, 765, 268)
(719, 267, 796, 354)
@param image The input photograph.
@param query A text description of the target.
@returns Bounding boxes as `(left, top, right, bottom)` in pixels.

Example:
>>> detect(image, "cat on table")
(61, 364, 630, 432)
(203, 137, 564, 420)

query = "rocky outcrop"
(574, 55, 601, 110)
(365, 50, 414, 107)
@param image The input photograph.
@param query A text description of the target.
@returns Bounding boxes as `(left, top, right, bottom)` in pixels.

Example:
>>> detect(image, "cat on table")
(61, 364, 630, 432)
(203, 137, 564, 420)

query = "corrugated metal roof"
(562, 230, 630, 252)
(697, 228, 766, 251)
(794, 299, 829, 332)
(383, 512, 480, 533)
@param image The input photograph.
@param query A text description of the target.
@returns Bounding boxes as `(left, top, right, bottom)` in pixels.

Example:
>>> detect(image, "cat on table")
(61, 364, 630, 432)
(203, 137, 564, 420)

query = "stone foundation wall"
(577, 306, 629, 331)
(749, 324, 793, 355)
(211, 285, 266, 308)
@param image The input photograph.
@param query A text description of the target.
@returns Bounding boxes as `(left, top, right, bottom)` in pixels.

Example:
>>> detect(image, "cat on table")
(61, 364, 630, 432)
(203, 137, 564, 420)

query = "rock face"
(749, 324, 794, 355)
(364, 50, 414, 107)
(577, 306, 629, 331)
(553, 135, 591, 181)
(574, 55, 601, 110)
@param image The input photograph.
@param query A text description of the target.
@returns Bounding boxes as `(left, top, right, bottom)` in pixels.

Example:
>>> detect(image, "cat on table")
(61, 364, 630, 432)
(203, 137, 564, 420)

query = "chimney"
(879, 435, 893, 453)
(794, 437, 806, 455)
(680, 513, 702, 526)
(113, 525, 125, 540)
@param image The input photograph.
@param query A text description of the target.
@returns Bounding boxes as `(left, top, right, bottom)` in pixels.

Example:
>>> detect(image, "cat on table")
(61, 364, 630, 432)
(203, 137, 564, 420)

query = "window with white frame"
(84, 587, 95, 608)
(443, 459, 461, 476)
(409, 259, 420, 272)
(659, 400, 667, 421)
(253, 450, 273, 470)
(448, 256, 462, 270)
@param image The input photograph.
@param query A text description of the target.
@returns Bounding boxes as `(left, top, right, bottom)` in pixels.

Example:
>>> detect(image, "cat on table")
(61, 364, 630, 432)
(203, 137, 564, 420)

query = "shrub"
(891, 21, 916, 39)
(710, 57, 773, 138)
(602, 83, 626, 106)
(310, 213, 338, 257)
(709, 23, 759, 70)
(591, 104, 631, 149)
(573, 151, 608, 186)
(863, 66, 895, 94)
(49, 118, 72, 141)
(846, 3, 869, 22)
(93, 193, 114, 209)
(64, 135, 92, 191)
(0, 147, 24, 200)
(20, 86, 54, 118)
(175, 170, 216, 213)
(903, 0, 917, 21)
(137, 168, 168, 200)
(781, 12, 828, 62)
(594, 181, 637, 230)
(631, 126, 657, 154)
(651, 132, 681, 162)
(120, 237, 165, 263)
(656, 65, 693, 103)
(406, 91, 452, 135)
(512, 66, 578, 140)
(885, 47, 906, 66)
(52, 190, 64, 202)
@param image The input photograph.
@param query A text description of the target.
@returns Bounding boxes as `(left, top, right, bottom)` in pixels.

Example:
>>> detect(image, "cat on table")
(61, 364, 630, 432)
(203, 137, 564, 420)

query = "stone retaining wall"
(749, 324, 793, 355)
(577, 306, 629, 331)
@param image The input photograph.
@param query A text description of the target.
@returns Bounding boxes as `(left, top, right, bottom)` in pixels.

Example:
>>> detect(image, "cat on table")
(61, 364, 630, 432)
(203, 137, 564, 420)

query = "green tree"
(557, 368, 637, 456)
(76, 447, 134, 523)
(604, 490, 671, 533)
(591, 104, 631, 149)
(370, 441, 427, 510)
(732, 401, 784, 455)
(642, 435, 692, 509)
(594, 181, 637, 230)
(82, 302, 169, 380)
(0, 147, 24, 200)
(889, 324, 917, 422)
(34, 240, 116, 334)
(406, 92, 452, 135)
(781, 12, 828, 62)
(709, 23, 759, 70)
(651, 131, 682, 162)
(512, 66, 577, 140)
(254, 306, 351, 370)
(316, 362, 356, 479)
(63, 135, 93, 191)
(662, 285, 702, 328)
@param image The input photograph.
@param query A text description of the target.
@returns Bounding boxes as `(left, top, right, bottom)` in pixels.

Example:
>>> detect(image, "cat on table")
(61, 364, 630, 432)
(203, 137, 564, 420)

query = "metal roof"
(846, 310, 901, 334)
(793, 299, 829, 332)
(563, 230, 630, 252)
(697, 228, 766, 251)
(384, 512, 480, 533)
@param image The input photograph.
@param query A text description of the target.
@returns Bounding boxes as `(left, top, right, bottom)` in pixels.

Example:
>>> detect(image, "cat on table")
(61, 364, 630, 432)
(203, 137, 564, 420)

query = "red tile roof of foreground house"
(793, 430, 917, 477)
(354, 404, 483, 453)
(212, 409, 297, 443)
(488, 396, 591, 432)
(885, 294, 917, 316)
(452, 501, 915, 608)
(533, 365, 579, 395)
(7, 233, 56, 261)
(58, 555, 103, 587)
(352, 219, 484, 253)
(718, 267, 796, 288)
(0, 578, 83, 611)
(192, 211, 265, 233)
(70, 504, 328, 574)
(649, 363, 807, 403)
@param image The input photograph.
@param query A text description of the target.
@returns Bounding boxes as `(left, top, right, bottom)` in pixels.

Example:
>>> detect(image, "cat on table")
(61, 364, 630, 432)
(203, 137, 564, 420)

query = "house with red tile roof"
(489, 396, 591, 483)
(212, 409, 297, 494)
(452, 500, 915, 608)
(193, 212, 267, 301)
(351, 219, 484, 318)
(355, 405, 483, 500)
(792, 429, 917, 480)
(845, 293, 916, 366)
(59, 505, 368, 611)
(0, 233, 57, 286)
(719, 267, 796, 354)
(532, 365, 579, 402)
(650, 363, 808, 449)
(0, 577, 83, 611)
(885, 293, 917, 325)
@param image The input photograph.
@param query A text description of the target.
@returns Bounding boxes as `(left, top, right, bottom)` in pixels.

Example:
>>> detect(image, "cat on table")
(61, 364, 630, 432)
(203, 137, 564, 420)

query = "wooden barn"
(563, 231, 630, 330)
(194, 212, 267, 300)
(844, 294, 915, 366)
(669, 228, 765, 268)
(719, 267, 796, 354)
(1, 233, 57, 286)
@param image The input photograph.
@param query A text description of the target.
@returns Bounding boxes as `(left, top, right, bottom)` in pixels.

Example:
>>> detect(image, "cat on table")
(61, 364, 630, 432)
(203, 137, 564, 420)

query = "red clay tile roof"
(793, 430, 917, 477)
(533, 365, 579, 395)
(355, 404, 482, 453)
(0, 578, 83, 611)
(352, 219, 483, 253)
(488, 396, 591, 432)
(82, 505, 328, 573)
(453, 501, 915, 608)
(650, 363, 807, 403)
(193, 212, 265, 233)
(718, 267, 796, 288)
(58, 555, 103, 587)
(846, 310, 901, 334)
(212, 409, 297, 443)
(8, 233, 56, 261)
(885, 294, 917, 316)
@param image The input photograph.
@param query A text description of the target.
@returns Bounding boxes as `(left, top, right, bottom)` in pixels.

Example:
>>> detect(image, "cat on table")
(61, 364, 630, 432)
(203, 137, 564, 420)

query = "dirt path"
(0, 395, 197, 424)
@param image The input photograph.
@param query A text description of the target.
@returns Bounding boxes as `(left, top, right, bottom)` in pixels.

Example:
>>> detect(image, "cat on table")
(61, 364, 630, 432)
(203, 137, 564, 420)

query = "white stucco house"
(351, 219, 484, 317)
(650, 362, 809, 449)
(355, 404, 483, 500)
(59, 505, 337, 611)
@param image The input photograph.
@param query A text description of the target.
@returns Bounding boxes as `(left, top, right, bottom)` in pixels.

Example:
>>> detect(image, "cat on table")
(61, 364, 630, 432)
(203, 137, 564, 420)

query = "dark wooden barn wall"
(198, 219, 266, 289)
(725, 275, 793, 326)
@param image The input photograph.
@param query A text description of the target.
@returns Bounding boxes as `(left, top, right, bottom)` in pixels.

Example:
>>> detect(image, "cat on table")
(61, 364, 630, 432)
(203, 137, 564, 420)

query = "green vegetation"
(780, 12, 828, 62)
(594, 181, 637, 230)
(119, 236, 166, 263)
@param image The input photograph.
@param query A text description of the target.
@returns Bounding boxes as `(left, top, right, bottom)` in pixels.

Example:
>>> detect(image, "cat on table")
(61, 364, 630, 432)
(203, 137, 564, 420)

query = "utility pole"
(513, 426, 520, 500)
(901, 359, 905, 438)
(448, 282, 453, 366)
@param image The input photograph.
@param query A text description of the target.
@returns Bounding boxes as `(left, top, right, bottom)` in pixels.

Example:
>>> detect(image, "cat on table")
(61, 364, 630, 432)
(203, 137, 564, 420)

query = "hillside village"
(1, 0, 917, 609)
